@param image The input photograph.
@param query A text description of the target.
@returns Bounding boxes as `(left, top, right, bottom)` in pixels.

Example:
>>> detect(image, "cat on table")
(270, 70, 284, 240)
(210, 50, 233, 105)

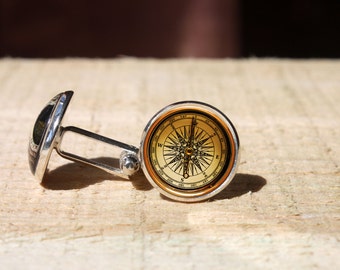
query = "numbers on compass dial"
(149, 112, 228, 190)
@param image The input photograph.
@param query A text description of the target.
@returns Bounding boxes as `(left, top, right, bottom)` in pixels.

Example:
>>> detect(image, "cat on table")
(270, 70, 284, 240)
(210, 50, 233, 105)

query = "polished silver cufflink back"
(28, 91, 140, 182)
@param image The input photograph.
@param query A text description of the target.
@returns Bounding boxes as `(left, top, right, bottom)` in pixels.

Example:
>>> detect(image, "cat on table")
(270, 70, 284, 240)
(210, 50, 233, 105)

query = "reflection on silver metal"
(28, 91, 140, 181)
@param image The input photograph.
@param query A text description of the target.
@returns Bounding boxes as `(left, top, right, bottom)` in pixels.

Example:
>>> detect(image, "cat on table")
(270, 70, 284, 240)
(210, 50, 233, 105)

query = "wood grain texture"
(0, 58, 339, 269)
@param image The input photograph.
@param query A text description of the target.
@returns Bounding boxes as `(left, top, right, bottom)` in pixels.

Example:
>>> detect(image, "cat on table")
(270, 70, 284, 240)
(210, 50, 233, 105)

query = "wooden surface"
(0, 58, 339, 269)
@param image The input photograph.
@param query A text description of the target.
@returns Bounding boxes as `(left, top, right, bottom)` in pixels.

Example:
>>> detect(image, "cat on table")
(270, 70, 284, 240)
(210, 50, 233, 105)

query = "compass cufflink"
(29, 91, 239, 202)
(140, 101, 240, 202)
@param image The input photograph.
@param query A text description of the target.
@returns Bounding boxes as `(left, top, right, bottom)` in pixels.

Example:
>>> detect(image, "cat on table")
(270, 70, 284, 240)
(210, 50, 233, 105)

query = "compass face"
(140, 102, 239, 202)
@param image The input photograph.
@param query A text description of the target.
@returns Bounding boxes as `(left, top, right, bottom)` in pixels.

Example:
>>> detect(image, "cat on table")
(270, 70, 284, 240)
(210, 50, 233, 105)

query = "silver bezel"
(28, 91, 73, 181)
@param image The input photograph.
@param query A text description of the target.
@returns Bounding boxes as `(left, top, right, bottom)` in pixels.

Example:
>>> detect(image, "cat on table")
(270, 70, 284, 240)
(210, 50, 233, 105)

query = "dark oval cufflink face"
(32, 102, 55, 145)
(28, 91, 73, 181)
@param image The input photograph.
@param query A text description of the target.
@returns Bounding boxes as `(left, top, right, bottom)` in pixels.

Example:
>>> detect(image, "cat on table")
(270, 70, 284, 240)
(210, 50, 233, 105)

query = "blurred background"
(0, 0, 339, 58)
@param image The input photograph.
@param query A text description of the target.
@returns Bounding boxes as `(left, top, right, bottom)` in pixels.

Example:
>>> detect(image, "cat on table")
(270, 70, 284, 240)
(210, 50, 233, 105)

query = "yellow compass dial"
(150, 112, 228, 189)
(141, 102, 239, 202)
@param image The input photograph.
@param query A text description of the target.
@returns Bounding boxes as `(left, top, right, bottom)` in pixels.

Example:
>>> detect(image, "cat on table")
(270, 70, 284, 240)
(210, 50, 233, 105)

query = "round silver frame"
(139, 101, 240, 202)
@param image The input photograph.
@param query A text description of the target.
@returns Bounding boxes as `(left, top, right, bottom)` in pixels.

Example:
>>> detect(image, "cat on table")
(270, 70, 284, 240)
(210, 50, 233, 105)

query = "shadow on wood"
(41, 157, 266, 201)
(41, 157, 153, 191)
(159, 173, 267, 203)
(212, 173, 267, 201)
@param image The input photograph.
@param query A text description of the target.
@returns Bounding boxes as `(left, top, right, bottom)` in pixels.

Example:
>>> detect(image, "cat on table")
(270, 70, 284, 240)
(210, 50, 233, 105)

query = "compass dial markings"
(141, 101, 239, 202)
(149, 111, 228, 190)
